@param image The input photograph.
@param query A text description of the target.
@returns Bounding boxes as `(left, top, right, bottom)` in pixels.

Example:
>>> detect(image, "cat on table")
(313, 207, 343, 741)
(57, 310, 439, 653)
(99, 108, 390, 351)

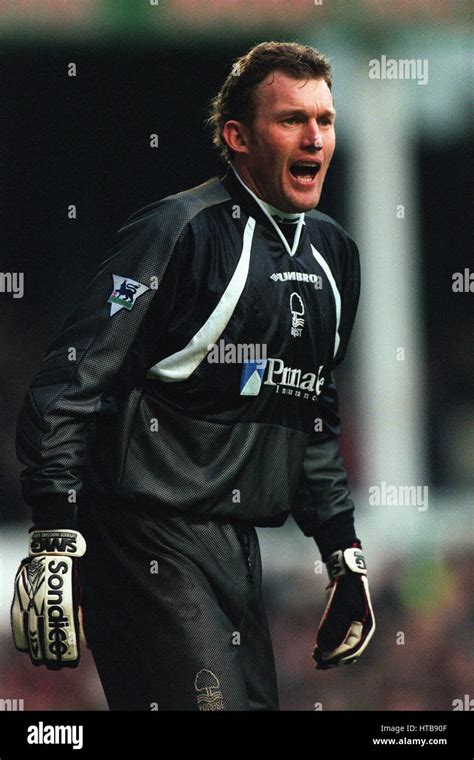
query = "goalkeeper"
(12, 41, 375, 711)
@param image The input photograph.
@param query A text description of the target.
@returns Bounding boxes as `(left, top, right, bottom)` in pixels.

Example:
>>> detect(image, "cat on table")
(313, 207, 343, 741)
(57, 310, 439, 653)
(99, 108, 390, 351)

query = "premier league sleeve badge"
(107, 274, 150, 316)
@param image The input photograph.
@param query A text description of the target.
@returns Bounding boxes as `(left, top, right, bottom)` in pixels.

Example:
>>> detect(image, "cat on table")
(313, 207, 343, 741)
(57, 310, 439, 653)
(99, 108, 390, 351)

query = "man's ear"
(222, 120, 250, 157)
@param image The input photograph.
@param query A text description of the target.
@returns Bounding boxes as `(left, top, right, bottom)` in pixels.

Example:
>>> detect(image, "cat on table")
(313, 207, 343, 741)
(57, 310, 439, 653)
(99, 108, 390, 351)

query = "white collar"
(231, 165, 305, 257)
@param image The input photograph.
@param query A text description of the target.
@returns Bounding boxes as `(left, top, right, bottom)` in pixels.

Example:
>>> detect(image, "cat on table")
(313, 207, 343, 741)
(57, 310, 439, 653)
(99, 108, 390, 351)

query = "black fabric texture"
(76, 494, 279, 711)
(312, 511, 359, 561)
(17, 167, 361, 541)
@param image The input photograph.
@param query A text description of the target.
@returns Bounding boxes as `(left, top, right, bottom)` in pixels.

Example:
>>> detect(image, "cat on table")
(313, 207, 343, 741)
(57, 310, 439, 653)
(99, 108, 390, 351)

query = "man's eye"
(283, 117, 300, 124)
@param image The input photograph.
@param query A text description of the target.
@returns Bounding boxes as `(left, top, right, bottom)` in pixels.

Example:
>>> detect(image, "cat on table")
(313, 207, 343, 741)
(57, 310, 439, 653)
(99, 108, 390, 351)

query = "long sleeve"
(291, 234, 361, 557)
(292, 375, 355, 533)
(15, 203, 189, 526)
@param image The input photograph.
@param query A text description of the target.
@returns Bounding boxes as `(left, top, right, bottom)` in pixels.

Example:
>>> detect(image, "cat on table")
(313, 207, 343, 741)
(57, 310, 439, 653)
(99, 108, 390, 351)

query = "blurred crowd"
(1, 547, 472, 711)
(269, 548, 474, 711)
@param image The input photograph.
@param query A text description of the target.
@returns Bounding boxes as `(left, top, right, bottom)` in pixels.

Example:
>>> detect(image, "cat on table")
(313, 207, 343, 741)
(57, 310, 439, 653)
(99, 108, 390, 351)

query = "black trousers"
(76, 497, 279, 711)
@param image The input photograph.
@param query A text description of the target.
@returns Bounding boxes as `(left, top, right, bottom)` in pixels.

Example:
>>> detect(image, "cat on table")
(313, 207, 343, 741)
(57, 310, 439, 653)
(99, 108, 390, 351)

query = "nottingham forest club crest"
(290, 292, 305, 337)
(108, 275, 150, 316)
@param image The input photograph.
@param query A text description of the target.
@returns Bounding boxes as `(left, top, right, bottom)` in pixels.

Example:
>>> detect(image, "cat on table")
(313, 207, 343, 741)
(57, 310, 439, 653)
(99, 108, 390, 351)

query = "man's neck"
(231, 165, 304, 222)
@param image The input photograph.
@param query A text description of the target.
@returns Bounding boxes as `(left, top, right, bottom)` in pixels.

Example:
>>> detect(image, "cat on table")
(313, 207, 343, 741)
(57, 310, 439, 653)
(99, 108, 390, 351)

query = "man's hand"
(313, 546, 375, 670)
(11, 529, 87, 670)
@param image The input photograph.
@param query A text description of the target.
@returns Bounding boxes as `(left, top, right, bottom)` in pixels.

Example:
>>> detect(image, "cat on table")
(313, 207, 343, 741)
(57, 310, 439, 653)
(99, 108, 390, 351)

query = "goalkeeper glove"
(313, 545, 375, 670)
(11, 528, 86, 669)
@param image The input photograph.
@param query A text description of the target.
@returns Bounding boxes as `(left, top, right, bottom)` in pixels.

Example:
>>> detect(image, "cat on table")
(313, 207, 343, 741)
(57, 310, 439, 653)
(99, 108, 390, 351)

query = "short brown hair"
(207, 41, 332, 164)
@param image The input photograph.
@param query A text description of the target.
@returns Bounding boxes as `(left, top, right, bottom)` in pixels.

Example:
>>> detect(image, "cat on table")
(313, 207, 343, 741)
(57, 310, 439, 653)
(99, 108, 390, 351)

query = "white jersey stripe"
(311, 244, 341, 358)
(147, 217, 255, 382)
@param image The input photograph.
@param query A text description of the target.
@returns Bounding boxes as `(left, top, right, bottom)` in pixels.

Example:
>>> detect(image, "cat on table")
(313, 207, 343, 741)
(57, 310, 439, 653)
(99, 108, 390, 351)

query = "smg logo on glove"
(30, 531, 83, 556)
(326, 547, 367, 582)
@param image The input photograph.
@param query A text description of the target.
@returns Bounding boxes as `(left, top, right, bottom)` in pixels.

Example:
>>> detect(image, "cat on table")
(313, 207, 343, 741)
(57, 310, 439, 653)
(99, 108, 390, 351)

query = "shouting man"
(12, 41, 375, 711)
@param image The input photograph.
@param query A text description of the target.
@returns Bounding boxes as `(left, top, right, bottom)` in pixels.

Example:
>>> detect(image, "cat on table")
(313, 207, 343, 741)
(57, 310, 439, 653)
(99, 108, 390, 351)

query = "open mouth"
(289, 162, 321, 183)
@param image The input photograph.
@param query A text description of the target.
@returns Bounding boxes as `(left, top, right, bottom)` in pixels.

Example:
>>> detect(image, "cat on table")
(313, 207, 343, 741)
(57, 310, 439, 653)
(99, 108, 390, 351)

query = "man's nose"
(301, 119, 323, 150)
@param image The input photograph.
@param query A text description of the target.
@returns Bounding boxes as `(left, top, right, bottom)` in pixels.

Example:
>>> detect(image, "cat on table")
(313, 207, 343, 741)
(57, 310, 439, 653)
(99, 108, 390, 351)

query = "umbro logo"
(270, 272, 322, 288)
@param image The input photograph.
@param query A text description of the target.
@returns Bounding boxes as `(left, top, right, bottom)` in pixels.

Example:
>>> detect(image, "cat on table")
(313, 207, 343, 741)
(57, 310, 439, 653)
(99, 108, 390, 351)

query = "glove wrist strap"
(326, 547, 367, 583)
(29, 529, 87, 557)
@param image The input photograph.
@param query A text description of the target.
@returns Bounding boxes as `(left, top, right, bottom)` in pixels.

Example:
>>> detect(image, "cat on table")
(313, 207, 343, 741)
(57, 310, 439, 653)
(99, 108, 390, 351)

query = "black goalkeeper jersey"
(16, 167, 361, 536)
